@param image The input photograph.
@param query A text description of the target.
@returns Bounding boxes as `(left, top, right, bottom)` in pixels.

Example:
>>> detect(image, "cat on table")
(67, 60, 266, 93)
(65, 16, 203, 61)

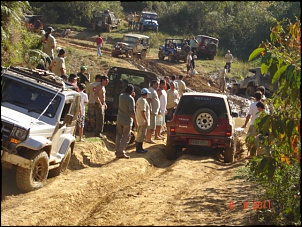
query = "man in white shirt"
(225, 50, 233, 73)
(189, 36, 198, 54)
(176, 75, 186, 97)
(49, 48, 66, 77)
(218, 66, 227, 93)
(242, 91, 263, 158)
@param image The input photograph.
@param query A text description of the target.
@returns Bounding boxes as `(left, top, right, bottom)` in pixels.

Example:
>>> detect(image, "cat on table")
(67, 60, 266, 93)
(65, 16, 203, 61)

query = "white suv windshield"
(2, 77, 61, 118)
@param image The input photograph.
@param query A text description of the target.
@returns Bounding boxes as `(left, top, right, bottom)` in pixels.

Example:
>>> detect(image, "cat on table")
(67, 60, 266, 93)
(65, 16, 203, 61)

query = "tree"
(1, 1, 30, 44)
(247, 17, 301, 225)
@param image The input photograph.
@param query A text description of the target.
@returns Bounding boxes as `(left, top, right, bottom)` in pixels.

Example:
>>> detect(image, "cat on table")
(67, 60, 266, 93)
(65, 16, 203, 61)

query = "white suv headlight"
(12, 127, 29, 141)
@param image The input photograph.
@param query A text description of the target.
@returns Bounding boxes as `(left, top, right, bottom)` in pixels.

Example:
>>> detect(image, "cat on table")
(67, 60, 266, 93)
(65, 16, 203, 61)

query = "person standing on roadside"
(96, 34, 103, 57)
(218, 65, 227, 93)
(242, 91, 263, 158)
(189, 36, 198, 55)
(94, 75, 109, 139)
(77, 83, 89, 142)
(135, 88, 151, 153)
(115, 84, 138, 159)
(86, 74, 102, 130)
(42, 27, 56, 66)
(166, 81, 180, 130)
(77, 65, 90, 85)
(163, 76, 170, 91)
(155, 79, 167, 140)
(49, 48, 66, 77)
(176, 75, 187, 97)
(186, 51, 193, 77)
(145, 80, 160, 144)
(225, 50, 233, 73)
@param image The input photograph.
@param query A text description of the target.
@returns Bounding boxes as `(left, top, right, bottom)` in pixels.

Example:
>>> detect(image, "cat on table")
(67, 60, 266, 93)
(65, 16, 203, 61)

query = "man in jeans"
(94, 75, 109, 138)
(115, 84, 138, 159)
(96, 34, 103, 57)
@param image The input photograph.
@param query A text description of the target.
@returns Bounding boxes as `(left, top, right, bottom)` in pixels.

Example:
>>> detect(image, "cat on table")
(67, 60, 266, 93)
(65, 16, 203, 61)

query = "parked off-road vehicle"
(165, 92, 238, 163)
(158, 38, 191, 63)
(1, 66, 80, 192)
(230, 67, 276, 97)
(92, 9, 120, 32)
(111, 34, 150, 60)
(105, 66, 158, 123)
(140, 11, 159, 32)
(24, 15, 43, 32)
(196, 35, 219, 60)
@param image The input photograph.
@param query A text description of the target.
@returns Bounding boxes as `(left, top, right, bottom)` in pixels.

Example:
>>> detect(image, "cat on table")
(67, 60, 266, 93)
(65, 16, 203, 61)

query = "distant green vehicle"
(230, 67, 277, 97)
(92, 9, 120, 32)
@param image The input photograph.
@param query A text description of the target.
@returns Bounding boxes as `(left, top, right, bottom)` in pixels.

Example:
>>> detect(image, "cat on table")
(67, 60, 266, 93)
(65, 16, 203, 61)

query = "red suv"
(196, 35, 219, 60)
(165, 92, 237, 163)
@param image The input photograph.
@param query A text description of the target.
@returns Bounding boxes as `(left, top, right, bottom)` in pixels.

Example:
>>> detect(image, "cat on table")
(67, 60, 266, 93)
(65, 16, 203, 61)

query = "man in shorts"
(145, 80, 160, 144)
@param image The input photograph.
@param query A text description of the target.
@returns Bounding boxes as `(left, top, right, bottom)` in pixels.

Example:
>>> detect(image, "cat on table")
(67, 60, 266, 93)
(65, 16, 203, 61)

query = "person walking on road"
(135, 88, 151, 153)
(115, 84, 138, 159)
(96, 34, 103, 57)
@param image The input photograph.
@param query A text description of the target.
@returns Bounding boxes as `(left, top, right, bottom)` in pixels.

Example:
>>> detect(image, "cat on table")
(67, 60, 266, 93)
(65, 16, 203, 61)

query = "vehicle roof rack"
(5, 66, 65, 89)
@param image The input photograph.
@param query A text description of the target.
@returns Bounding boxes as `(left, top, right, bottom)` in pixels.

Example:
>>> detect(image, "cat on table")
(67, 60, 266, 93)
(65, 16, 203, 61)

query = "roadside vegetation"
(1, 1, 301, 225)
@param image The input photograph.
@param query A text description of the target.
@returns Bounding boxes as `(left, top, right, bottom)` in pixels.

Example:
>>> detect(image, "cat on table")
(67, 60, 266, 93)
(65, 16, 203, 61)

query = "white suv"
(1, 66, 81, 192)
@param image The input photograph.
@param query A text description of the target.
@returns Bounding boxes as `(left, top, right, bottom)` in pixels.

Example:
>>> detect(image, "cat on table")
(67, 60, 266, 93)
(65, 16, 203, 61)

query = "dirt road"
(1, 30, 261, 226)
(2, 132, 260, 226)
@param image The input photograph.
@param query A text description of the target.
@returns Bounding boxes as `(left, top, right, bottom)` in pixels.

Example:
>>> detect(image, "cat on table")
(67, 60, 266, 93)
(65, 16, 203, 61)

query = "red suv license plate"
(189, 139, 210, 146)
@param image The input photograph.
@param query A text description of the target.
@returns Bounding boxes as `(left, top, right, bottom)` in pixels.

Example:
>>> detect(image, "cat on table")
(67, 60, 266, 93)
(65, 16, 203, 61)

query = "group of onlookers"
(114, 74, 188, 159)
(39, 26, 109, 142)
(127, 12, 144, 31)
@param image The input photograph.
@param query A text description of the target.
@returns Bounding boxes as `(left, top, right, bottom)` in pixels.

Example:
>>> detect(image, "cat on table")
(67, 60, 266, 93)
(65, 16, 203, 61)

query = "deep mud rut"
(1, 31, 261, 226)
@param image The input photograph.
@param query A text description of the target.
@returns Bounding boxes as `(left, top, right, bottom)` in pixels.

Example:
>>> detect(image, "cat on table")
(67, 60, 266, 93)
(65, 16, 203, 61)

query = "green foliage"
(246, 18, 301, 225)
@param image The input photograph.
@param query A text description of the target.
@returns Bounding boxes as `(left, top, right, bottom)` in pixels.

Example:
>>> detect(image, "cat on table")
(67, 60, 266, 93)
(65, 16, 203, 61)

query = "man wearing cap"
(115, 84, 138, 159)
(225, 50, 233, 73)
(77, 65, 90, 85)
(135, 88, 151, 153)
(42, 27, 56, 64)
(49, 48, 66, 77)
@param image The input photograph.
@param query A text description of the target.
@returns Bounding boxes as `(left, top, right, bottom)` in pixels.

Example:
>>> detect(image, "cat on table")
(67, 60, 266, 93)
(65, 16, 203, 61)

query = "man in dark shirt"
(77, 65, 90, 85)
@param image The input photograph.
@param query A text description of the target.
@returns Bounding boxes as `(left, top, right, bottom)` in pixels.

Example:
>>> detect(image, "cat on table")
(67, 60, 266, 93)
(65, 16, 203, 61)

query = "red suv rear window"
(175, 96, 228, 118)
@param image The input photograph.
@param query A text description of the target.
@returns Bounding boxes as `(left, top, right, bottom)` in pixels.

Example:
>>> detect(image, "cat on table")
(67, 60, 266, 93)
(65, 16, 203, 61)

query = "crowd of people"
(38, 26, 268, 160)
